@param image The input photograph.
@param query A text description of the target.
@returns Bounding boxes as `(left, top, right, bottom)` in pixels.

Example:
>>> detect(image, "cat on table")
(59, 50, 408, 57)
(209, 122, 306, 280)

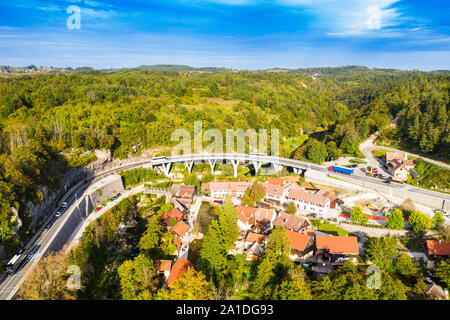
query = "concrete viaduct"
(150, 153, 317, 177)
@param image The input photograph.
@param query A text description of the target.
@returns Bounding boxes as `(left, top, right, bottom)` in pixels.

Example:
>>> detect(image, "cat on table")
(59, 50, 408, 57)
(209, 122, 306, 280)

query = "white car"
(55, 211, 62, 218)
(61, 202, 68, 208)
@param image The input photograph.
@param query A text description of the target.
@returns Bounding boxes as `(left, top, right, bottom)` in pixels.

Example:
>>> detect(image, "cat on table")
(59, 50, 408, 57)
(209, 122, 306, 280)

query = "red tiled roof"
(287, 188, 328, 206)
(167, 258, 193, 287)
(154, 259, 172, 272)
(266, 177, 284, 186)
(386, 151, 405, 162)
(246, 232, 268, 244)
(427, 240, 450, 256)
(236, 206, 275, 225)
(172, 221, 189, 238)
(160, 208, 183, 222)
(284, 229, 311, 251)
(316, 235, 359, 255)
(264, 183, 286, 197)
(273, 212, 309, 232)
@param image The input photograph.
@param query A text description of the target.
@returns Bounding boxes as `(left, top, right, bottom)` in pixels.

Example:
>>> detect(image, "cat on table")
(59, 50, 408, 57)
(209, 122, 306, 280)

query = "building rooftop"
(426, 240, 450, 256)
(160, 208, 183, 222)
(273, 212, 310, 232)
(236, 206, 275, 225)
(245, 232, 268, 244)
(386, 151, 406, 162)
(284, 229, 311, 251)
(266, 177, 285, 186)
(316, 235, 359, 255)
(172, 221, 189, 238)
(287, 188, 328, 207)
(167, 258, 193, 287)
(154, 259, 172, 272)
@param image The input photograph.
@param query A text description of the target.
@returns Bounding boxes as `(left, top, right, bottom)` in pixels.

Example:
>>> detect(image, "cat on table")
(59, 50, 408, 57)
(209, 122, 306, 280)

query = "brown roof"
(245, 242, 264, 259)
(172, 221, 189, 238)
(386, 151, 406, 162)
(154, 259, 172, 272)
(175, 185, 196, 198)
(426, 284, 447, 300)
(273, 212, 310, 232)
(236, 206, 275, 225)
(388, 158, 415, 171)
(167, 258, 193, 287)
(287, 188, 328, 206)
(203, 181, 252, 193)
(264, 182, 286, 197)
(266, 177, 285, 186)
(160, 208, 183, 222)
(316, 235, 359, 255)
(427, 240, 450, 256)
(284, 229, 311, 251)
(246, 232, 268, 244)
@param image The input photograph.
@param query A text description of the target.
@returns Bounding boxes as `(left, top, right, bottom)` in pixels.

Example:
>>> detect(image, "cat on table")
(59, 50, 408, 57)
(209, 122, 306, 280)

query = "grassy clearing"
(310, 219, 350, 236)
(371, 149, 388, 158)
(282, 134, 308, 153)
(408, 159, 450, 192)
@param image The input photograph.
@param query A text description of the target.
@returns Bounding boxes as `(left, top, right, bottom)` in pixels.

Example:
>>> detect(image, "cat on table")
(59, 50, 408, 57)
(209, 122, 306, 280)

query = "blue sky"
(0, 0, 449, 70)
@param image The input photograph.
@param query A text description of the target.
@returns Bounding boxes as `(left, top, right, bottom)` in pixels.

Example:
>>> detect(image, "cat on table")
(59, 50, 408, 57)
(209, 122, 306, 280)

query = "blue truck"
(329, 165, 354, 175)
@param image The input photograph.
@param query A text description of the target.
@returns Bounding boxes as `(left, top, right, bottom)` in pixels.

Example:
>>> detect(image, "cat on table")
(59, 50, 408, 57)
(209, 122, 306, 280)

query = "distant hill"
(136, 64, 233, 72)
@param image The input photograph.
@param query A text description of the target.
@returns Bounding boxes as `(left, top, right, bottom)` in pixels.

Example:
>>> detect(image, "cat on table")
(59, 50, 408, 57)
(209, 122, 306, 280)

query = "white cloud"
(278, 0, 402, 36)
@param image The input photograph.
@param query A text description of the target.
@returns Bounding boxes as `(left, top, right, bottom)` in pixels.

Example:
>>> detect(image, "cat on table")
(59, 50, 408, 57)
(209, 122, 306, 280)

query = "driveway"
(360, 132, 450, 171)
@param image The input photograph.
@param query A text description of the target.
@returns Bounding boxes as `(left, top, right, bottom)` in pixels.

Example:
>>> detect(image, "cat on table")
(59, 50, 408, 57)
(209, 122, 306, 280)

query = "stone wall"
(44, 175, 124, 255)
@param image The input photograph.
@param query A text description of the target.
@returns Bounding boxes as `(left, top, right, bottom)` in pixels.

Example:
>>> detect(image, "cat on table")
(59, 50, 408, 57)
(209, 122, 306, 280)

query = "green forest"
(0, 66, 448, 253)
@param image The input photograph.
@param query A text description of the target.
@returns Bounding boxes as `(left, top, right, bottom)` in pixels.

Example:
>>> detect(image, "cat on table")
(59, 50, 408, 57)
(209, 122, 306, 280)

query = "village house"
(285, 188, 330, 215)
(385, 151, 416, 181)
(160, 208, 184, 231)
(244, 232, 268, 247)
(166, 258, 193, 288)
(155, 259, 172, 279)
(315, 235, 359, 263)
(262, 181, 290, 209)
(172, 220, 189, 239)
(272, 211, 311, 233)
(171, 184, 197, 207)
(245, 242, 265, 260)
(202, 180, 252, 199)
(284, 229, 314, 261)
(236, 206, 277, 233)
(426, 240, 450, 260)
(256, 178, 339, 215)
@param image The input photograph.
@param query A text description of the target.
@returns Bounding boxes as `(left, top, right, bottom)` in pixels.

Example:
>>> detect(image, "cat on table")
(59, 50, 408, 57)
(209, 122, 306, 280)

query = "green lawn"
(371, 149, 388, 158)
(283, 134, 308, 153)
(310, 219, 350, 236)
(409, 159, 450, 192)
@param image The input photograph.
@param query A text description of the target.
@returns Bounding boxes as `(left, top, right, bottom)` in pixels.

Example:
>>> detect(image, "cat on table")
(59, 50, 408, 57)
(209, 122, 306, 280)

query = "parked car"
(61, 202, 68, 208)
(95, 207, 102, 211)
(55, 211, 62, 218)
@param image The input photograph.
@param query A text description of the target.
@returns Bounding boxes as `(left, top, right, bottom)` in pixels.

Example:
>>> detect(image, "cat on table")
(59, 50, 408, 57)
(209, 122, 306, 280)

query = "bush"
(120, 168, 163, 187)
